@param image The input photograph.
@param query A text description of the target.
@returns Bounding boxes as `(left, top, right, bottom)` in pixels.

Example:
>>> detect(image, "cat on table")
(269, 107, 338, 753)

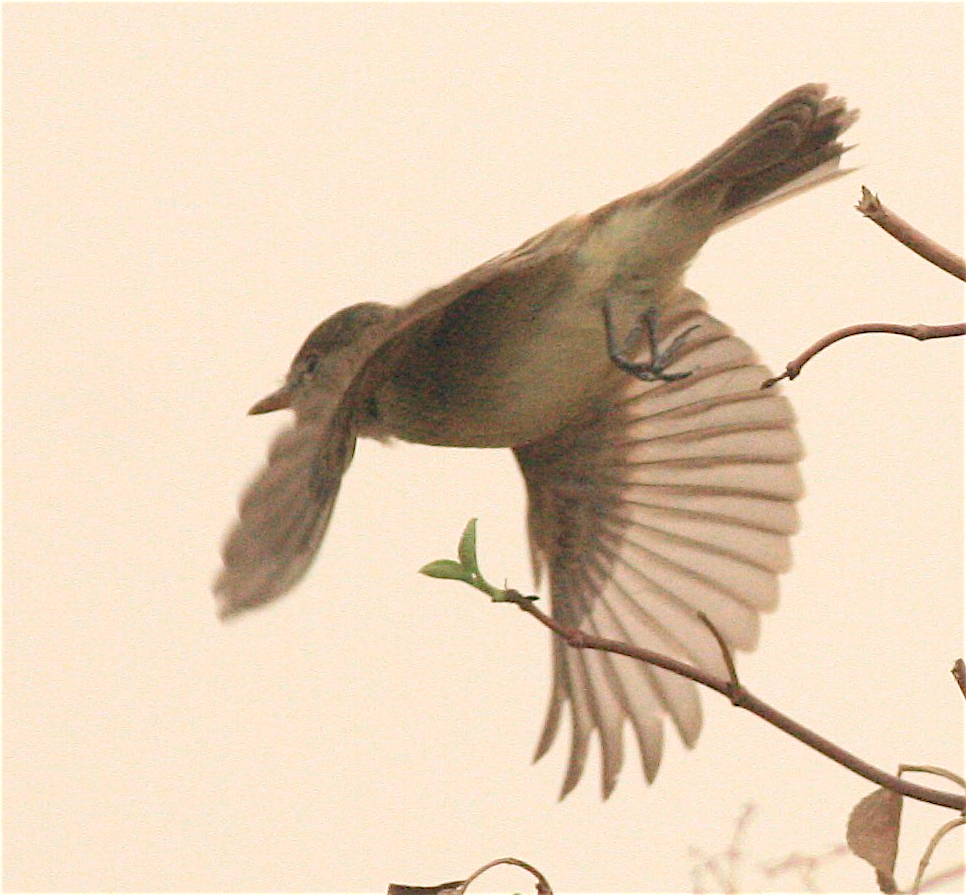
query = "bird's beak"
(248, 385, 292, 415)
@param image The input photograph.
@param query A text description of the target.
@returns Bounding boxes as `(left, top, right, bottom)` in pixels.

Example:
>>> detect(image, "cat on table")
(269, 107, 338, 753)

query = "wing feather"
(216, 221, 583, 615)
(515, 289, 802, 795)
(215, 417, 355, 618)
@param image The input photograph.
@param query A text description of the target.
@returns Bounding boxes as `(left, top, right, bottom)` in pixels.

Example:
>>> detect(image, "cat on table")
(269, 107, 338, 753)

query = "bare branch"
(698, 610, 740, 701)
(458, 857, 553, 895)
(917, 863, 966, 892)
(761, 321, 965, 388)
(857, 186, 966, 281)
(689, 803, 756, 893)
(900, 764, 966, 791)
(390, 857, 553, 895)
(909, 817, 966, 895)
(501, 590, 965, 813)
(761, 188, 965, 388)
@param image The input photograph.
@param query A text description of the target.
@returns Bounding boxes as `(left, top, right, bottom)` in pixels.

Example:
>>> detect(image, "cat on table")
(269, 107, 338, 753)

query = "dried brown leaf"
(387, 882, 464, 895)
(847, 787, 903, 893)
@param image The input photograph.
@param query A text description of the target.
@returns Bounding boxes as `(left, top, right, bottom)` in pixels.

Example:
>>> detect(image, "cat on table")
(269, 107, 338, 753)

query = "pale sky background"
(3, 3, 964, 892)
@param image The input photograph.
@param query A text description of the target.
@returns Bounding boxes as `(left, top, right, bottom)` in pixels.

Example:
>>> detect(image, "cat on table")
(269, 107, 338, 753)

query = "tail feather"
(716, 96, 859, 220)
(593, 84, 858, 234)
(675, 84, 858, 223)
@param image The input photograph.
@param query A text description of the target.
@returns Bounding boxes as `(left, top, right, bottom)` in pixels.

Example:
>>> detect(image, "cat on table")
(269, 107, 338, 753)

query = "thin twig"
(761, 321, 966, 388)
(909, 817, 966, 895)
(698, 611, 740, 702)
(917, 863, 966, 892)
(900, 764, 966, 791)
(689, 803, 756, 894)
(761, 187, 965, 388)
(501, 590, 965, 813)
(761, 843, 850, 893)
(457, 857, 553, 895)
(857, 186, 966, 281)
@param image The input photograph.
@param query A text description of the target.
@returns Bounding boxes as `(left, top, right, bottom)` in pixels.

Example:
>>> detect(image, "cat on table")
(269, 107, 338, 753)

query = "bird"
(215, 83, 857, 798)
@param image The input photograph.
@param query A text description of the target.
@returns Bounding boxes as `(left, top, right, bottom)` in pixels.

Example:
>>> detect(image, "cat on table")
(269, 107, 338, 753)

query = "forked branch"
(762, 187, 964, 388)
(502, 588, 964, 813)
(421, 520, 965, 814)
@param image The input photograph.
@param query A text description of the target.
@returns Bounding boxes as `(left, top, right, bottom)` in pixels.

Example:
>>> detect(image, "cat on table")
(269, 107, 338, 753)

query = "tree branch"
(501, 589, 965, 813)
(458, 857, 553, 895)
(389, 857, 553, 895)
(761, 321, 966, 388)
(761, 187, 965, 388)
(857, 186, 966, 281)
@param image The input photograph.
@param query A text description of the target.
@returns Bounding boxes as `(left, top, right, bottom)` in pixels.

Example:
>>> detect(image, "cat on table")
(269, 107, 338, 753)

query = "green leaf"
(419, 559, 471, 582)
(457, 518, 479, 572)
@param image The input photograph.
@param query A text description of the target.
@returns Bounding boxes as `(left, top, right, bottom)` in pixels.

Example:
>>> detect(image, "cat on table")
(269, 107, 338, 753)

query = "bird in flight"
(215, 83, 857, 797)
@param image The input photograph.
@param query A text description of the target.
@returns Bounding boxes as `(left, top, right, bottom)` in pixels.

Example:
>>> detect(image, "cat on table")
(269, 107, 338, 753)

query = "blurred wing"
(215, 413, 356, 618)
(215, 219, 584, 616)
(514, 290, 803, 797)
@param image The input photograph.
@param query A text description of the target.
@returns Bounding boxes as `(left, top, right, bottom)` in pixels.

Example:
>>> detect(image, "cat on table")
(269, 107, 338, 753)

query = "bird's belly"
(376, 300, 617, 448)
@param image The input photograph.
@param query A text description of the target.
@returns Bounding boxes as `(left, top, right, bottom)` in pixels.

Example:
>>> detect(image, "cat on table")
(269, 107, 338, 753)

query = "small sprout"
(457, 517, 480, 573)
(419, 518, 526, 603)
(419, 559, 473, 583)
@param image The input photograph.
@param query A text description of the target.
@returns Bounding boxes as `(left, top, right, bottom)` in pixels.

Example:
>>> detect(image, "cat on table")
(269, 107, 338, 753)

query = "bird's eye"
(303, 355, 319, 375)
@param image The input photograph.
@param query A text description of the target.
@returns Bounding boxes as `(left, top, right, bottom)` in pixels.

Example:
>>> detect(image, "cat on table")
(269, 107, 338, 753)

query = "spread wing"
(215, 218, 586, 617)
(215, 409, 356, 618)
(514, 290, 803, 797)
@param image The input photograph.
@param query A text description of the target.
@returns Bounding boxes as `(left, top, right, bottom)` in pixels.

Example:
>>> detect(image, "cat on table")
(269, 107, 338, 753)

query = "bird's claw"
(604, 302, 699, 383)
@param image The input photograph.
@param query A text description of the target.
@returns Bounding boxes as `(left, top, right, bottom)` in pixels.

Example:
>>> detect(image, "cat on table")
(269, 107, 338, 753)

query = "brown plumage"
(215, 84, 857, 796)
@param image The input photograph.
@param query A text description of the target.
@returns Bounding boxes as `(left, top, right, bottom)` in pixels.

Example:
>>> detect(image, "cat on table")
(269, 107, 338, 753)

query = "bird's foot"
(603, 301, 699, 382)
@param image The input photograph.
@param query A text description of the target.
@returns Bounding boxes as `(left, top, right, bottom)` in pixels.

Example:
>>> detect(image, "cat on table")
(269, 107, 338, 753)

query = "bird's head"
(248, 302, 394, 416)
